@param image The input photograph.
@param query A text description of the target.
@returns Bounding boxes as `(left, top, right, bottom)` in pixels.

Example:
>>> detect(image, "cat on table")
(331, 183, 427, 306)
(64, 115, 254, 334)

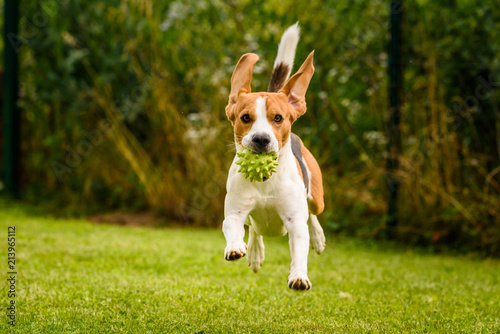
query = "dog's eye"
(274, 114, 283, 123)
(241, 114, 251, 123)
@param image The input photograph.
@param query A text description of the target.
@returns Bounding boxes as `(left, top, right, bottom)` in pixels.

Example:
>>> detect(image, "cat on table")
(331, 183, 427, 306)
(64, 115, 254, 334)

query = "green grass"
(0, 201, 499, 333)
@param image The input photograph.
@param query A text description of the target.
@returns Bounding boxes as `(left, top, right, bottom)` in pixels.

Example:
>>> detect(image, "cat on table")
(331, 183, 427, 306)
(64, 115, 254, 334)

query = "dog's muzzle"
(251, 133, 272, 152)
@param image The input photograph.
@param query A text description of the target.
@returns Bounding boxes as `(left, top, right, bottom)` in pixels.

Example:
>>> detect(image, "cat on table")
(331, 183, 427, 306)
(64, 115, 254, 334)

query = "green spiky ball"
(235, 149, 279, 182)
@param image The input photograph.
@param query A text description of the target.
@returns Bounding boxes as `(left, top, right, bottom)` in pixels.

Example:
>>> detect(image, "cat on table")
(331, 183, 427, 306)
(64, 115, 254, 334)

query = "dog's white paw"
(288, 274, 311, 291)
(308, 215, 326, 255)
(247, 244, 265, 273)
(310, 230, 326, 255)
(224, 242, 247, 261)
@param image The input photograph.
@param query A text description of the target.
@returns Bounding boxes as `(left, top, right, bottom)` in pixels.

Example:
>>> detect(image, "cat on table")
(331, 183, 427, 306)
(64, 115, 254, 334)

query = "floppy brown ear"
(225, 53, 259, 123)
(279, 51, 315, 120)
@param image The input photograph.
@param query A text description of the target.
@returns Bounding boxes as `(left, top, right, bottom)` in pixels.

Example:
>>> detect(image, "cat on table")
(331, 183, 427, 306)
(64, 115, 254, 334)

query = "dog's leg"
(223, 191, 256, 261)
(308, 214, 326, 254)
(223, 211, 249, 261)
(247, 224, 265, 273)
(284, 216, 311, 291)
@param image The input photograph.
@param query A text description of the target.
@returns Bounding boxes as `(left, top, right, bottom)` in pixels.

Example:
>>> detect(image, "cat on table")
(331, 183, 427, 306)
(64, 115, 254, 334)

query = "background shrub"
(2, 0, 499, 254)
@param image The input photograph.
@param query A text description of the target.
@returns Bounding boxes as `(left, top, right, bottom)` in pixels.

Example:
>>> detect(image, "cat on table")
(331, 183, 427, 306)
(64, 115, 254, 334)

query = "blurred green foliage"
(3, 0, 500, 254)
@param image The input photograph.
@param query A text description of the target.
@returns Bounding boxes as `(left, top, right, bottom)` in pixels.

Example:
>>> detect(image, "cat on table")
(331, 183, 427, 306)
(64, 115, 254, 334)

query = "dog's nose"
(252, 134, 271, 150)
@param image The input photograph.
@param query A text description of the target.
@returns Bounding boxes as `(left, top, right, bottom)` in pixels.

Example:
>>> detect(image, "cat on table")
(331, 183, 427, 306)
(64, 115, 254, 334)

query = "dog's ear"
(226, 53, 259, 123)
(279, 51, 315, 121)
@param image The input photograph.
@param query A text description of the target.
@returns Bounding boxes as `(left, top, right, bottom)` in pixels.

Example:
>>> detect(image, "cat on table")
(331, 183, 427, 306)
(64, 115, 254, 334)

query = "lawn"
(1, 201, 499, 333)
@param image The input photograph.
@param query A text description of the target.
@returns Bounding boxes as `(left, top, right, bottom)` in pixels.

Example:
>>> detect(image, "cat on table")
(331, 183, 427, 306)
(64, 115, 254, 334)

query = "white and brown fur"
(223, 24, 325, 291)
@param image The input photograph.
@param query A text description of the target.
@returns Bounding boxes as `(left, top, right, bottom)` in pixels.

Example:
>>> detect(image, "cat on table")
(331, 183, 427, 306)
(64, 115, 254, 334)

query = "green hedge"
(5, 0, 500, 254)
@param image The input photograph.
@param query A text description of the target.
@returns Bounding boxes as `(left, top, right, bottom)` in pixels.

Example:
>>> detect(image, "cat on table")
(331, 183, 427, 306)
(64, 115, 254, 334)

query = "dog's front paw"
(224, 242, 247, 261)
(288, 274, 311, 291)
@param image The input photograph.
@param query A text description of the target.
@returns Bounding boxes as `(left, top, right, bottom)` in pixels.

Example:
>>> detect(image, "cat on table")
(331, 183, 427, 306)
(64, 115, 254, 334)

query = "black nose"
(252, 134, 271, 149)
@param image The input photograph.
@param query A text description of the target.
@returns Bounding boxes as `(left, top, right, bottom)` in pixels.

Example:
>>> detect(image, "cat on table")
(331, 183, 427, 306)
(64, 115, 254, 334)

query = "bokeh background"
(1, 0, 499, 255)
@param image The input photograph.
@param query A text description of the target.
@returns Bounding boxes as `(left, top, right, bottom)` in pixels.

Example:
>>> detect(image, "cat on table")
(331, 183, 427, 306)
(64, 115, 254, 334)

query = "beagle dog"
(222, 24, 325, 291)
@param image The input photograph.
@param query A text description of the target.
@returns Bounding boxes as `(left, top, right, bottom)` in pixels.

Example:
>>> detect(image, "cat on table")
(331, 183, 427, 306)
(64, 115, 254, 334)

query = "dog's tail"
(268, 23, 300, 92)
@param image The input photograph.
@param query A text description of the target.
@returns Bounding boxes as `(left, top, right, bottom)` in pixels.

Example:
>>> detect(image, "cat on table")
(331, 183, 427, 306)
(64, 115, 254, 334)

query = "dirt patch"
(87, 212, 165, 228)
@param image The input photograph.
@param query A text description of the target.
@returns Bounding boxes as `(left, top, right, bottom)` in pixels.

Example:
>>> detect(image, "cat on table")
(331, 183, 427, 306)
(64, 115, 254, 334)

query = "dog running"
(222, 24, 325, 291)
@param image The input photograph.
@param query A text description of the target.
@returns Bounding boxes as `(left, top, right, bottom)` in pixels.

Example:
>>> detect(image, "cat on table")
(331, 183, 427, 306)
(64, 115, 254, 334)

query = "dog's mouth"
(248, 144, 273, 154)
(262, 172, 272, 182)
(236, 143, 279, 183)
(263, 163, 279, 182)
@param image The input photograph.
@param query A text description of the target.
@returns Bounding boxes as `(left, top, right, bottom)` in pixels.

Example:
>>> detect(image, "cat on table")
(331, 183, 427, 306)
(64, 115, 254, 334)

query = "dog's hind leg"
(308, 214, 326, 255)
(247, 222, 265, 273)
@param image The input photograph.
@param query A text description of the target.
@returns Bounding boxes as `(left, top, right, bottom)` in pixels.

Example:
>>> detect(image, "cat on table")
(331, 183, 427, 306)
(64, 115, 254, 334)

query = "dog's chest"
(248, 195, 287, 237)
(228, 143, 306, 237)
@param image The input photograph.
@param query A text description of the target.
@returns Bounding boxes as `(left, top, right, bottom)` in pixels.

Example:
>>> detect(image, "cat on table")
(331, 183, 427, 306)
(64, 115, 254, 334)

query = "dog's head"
(225, 52, 315, 153)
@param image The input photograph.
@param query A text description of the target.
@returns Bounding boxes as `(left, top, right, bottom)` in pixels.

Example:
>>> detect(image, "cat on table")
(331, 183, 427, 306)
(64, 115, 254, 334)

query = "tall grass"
(14, 0, 500, 254)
